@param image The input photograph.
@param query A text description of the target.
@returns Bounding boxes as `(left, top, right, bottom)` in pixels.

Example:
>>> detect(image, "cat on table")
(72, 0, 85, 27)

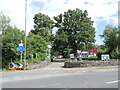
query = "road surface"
(2, 70, 119, 88)
(1, 62, 119, 88)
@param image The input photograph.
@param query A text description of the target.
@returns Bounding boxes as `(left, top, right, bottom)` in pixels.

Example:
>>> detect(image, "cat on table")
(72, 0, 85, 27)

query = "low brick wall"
(27, 61, 50, 69)
(64, 60, 118, 68)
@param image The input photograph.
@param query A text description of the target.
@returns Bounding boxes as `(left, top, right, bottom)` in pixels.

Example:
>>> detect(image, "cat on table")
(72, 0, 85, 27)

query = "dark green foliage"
(53, 8, 96, 57)
(2, 26, 24, 68)
(1, 13, 49, 68)
(31, 13, 54, 42)
(96, 45, 107, 60)
(26, 33, 48, 61)
(31, 13, 54, 61)
(100, 25, 119, 59)
(0, 12, 10, 35)
(0, 14, 25, 68)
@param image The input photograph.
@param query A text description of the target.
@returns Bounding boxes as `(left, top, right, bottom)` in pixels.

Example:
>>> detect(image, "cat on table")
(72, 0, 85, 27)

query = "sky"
(0, 0, 119, 45)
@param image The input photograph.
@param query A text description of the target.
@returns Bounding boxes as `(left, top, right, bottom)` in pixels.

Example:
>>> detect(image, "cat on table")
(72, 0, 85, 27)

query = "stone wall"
(27, 61, 50, 69)
(64, 60, 119, 68)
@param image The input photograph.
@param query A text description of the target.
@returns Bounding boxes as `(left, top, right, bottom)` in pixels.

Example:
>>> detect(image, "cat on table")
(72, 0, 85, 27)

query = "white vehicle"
(77, 48, 98, 60)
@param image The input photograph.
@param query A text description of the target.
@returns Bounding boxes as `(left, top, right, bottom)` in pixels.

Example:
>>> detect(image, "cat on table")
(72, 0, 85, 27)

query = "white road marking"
(106, 80, 120, 84)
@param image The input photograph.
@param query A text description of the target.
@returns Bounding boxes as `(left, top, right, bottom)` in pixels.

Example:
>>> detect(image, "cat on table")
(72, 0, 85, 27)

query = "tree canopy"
(52, 8, 96, 57)
(0, 13, 10, 35)
(1, 13, 50, 68)
(2, 26, 24, 68)
(100, 25, 119, 59)
(31, 13, 54, 42)
(26, 33, 48, 60)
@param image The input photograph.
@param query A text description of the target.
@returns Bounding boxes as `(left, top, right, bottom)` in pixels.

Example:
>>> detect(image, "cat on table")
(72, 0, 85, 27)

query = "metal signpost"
(17, 40, 25, 62)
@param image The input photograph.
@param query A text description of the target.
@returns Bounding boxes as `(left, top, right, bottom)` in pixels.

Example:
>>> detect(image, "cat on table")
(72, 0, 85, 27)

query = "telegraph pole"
(24, 0, 27, 70)
(20, 40, 23, 62)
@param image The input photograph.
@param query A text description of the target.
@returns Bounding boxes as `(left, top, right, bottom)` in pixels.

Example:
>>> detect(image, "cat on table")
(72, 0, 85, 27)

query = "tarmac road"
(1, 62, 119, 88)
(2, 70, 119, 88)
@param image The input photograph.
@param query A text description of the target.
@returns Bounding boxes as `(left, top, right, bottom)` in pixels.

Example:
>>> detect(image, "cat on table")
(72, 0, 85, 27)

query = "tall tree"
(53, 8, 95, 57)
(2, 26, 24, 68)
(31, 13, 54, 42)
(26, 33, 48, 60)
(0, 12, 10, 35)
(100, 25, 119, 59)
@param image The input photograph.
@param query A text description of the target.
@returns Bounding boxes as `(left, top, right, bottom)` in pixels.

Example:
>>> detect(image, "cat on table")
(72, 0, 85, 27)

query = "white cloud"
(0, 0, 33, 35)
(32, 0, 118, 29)
(0, 0, 119, 38)
(0, 0, 24, 27)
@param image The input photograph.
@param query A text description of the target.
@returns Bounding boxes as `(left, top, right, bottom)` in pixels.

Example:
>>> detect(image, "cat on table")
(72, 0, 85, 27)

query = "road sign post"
(17, 41, 25, 63)
(20, 51, 22, 62)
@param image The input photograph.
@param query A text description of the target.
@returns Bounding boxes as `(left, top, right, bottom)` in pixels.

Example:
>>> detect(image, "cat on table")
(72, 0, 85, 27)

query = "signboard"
(8, 63, 23, 69)
(101, 54, 110, 60)
(17, 46, 25, 51)
(17, 47, 25, 51)
(88, 48, 98, 54)
(70, 54, 74, 59)
(77, 50, 81, 54)
(19, 43, 23, 46)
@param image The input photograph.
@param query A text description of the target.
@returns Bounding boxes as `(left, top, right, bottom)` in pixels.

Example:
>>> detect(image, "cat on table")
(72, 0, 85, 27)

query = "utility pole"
(20, 40, 23, 62)
(24, 0, 27, 70)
